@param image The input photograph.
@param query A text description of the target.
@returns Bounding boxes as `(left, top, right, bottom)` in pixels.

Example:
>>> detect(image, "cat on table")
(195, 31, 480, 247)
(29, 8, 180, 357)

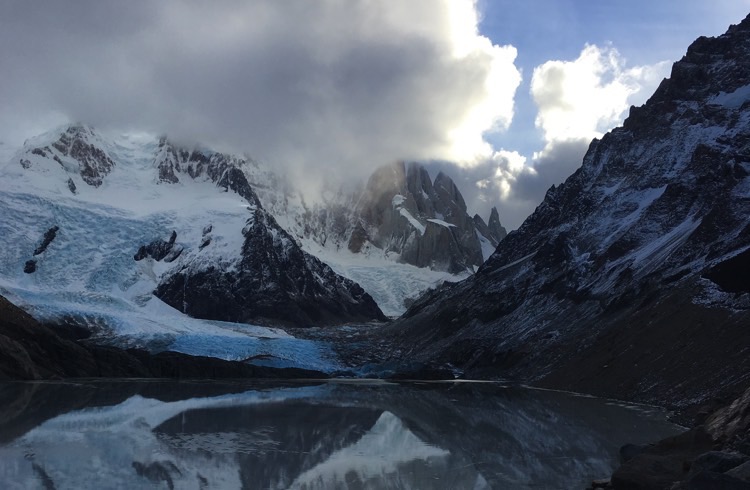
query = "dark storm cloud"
(0, 0, 520, 194)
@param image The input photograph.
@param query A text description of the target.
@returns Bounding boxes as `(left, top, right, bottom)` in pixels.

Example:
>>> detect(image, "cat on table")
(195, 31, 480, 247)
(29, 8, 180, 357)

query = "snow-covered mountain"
(0, 125, 390, 350)
(389, 14, 750, 407)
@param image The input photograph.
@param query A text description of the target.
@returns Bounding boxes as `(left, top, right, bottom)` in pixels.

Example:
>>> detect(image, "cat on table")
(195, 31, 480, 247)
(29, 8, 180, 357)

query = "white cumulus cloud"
(465, 44, 670, 229)
(531, 44, 669, 145)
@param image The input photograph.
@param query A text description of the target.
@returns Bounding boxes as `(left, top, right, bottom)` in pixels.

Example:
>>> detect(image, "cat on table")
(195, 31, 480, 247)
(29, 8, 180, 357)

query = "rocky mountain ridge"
(348, 161, 506, 273)
(387, 14, 750, 409)
(255, 160, 507, 274)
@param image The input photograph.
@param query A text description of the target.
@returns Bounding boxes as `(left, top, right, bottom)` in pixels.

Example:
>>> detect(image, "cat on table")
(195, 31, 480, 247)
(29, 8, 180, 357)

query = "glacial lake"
(0, 379, 681, 489)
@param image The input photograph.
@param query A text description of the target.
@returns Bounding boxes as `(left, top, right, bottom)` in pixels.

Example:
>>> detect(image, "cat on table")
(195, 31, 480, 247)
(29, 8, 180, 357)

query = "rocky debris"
(350, 161, 502, 272)
(66, 177, 77, 194)
(387, 14, 750, 409)
(134, 230, 182, 262)
(606, 385, 750, 489)
(0, 294, 325, 381)
(23, 260, 36, 274)
(33, 226, 59, 256)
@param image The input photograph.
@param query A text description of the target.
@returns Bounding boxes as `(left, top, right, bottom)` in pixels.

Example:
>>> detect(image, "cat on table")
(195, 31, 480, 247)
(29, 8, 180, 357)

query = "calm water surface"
(0, 379, 680, 489)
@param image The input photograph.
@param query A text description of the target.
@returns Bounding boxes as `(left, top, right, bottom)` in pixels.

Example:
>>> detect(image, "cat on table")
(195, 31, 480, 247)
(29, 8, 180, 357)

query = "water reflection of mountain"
(0, 381, 679, 489)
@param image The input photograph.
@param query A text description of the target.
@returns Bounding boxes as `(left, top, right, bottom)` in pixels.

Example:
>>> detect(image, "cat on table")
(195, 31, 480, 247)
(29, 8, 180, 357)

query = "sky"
(1, 1, 749, 229)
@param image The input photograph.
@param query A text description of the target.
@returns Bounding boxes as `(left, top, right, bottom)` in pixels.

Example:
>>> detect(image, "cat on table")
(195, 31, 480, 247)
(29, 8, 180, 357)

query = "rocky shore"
(587, 386, 750, 489)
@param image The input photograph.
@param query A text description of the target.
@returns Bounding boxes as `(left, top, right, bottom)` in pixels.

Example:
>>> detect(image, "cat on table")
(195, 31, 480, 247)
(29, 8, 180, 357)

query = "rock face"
(349, 161, 503, 273)
(22, 125, 115, 187)
(473, 206, 507, 248)
(23, 226, 60, 274)
(155, 199, 386, 326)
(388, 15, 750, 408)
(134, 230, 183, 262)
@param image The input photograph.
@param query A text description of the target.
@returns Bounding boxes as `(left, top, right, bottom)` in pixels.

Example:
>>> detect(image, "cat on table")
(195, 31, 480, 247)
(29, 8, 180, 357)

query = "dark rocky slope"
(0, 294, 324, 380)
(388, 14, 750, 410)
(587, 384, 750, 489)
(155, 202, 387, 326)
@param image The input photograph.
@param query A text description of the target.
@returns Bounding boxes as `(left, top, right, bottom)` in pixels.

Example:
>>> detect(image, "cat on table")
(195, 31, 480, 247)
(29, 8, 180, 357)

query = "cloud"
(531, 44, 669, 144)
(435, 44, 669, 230)
(0, 0, 520, 189)
(472, 44, 670, 229)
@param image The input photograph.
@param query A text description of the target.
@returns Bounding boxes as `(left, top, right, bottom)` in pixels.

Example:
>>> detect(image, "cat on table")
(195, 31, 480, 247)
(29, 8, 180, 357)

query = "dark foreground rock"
(597, 386, 750, 489)
(0, 295, 325, 380)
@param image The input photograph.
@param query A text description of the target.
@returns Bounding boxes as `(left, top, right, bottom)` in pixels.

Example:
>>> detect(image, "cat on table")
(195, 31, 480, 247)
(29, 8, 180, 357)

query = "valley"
(1, 9, 750, 490)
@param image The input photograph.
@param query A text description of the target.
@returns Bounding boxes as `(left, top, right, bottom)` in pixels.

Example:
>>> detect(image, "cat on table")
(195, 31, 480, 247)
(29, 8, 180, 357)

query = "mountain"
(348, 161, 505, 273)
(147, 138, 386, 326)
(473, 206, 507, 250)
(0, 125, 385, 333)
(262, 161, 506, 276)
(235, 160, 506, 316)
(388, 15, 750, 408)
